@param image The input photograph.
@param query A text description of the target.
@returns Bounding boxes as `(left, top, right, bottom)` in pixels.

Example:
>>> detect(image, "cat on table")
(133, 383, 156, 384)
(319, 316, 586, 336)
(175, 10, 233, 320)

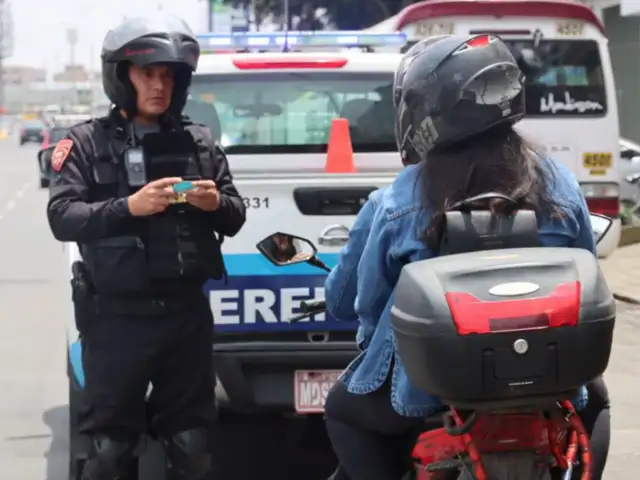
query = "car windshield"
(186, 72, 396, 154)
(49, 128, 68, 143)
(503, 39, 606, 117)
(24, 120, 44, 129)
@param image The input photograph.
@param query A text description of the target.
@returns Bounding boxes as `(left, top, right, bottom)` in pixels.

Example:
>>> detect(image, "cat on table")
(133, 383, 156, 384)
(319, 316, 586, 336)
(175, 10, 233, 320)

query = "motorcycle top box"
(391, 247, 615, 410)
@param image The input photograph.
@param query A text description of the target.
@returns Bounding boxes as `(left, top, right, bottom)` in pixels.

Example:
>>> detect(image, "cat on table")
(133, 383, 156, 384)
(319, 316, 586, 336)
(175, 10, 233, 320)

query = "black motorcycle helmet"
(101, 14, 200, 117)
(393, 35, 452, 110)
(394, 34, 525, 162)
(393, 35, 452, 165)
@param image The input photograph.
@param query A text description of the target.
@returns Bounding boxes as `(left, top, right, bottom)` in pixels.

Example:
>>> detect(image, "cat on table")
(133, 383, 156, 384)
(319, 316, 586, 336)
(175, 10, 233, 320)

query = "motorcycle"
(622, 173, 640, 225)
(255, 212, 617, 480)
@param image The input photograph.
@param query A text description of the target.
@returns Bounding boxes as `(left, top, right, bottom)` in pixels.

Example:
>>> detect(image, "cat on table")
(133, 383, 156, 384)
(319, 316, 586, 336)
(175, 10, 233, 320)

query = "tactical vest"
(78, 117, 226, 295)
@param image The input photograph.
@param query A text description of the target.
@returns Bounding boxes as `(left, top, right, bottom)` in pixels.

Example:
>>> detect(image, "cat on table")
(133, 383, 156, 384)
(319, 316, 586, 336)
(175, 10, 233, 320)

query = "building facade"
(4, 65, 46, 85)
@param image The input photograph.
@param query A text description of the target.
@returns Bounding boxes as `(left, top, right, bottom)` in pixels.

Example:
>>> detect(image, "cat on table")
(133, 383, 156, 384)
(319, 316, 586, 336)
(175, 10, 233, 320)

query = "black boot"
(81, 435, 138, 480)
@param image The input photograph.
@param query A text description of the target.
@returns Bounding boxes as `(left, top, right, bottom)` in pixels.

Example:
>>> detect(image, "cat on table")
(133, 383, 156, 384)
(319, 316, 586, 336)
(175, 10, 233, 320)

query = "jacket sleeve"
(546, 159, 597, 256)
(325, 196, 377, 321)
(208, 145, 246, 237)
(46, 129, 132, 243)
(570, 187, 597, 256)
(354, 207, 403, 333)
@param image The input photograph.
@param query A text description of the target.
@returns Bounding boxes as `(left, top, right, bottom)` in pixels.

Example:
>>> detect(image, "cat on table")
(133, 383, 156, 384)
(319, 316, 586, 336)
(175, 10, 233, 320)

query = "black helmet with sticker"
(393, 36, 452, 110)
(394, 34, 525, 162)
(101, 14, 200, 117)
(393, 35, 452, 164)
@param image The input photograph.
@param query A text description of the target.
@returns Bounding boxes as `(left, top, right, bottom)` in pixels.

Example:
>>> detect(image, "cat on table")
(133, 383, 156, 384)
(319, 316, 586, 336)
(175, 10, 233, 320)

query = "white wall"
(585, 0, 640, 18)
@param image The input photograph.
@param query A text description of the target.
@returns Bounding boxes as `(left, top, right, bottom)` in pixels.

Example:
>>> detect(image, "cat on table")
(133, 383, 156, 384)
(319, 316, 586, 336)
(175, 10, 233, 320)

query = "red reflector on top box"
(445, 281, 581, 335)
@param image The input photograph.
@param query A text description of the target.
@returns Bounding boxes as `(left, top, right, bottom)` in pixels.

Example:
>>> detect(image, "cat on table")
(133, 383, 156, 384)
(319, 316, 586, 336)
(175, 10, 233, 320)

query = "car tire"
(213, 410, 298, 478)
(68, 372, 84, 480)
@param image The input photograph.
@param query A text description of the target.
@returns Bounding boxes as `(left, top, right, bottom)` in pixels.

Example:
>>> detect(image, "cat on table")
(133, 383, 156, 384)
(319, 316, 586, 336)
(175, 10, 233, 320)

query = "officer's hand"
(127, 177, 181, 216)
(185, 180, 221, 211)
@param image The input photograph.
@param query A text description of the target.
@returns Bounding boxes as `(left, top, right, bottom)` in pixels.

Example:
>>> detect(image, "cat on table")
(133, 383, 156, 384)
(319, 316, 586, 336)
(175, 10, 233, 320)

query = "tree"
(221, 0, 417, 30)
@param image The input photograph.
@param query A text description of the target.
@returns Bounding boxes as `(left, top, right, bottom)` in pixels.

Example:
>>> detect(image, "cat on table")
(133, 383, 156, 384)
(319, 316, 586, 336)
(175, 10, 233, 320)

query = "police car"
(66, 31, 406, 478)
(183, 31, 405, 416)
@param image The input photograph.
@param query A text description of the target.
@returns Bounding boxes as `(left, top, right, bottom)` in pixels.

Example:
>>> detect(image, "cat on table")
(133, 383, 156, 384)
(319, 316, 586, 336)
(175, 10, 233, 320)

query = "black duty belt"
(95, 289, 207, 316)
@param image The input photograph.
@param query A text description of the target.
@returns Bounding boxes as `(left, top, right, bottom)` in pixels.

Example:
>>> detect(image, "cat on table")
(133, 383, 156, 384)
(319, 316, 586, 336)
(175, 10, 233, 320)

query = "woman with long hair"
(323, 35, 610, 480)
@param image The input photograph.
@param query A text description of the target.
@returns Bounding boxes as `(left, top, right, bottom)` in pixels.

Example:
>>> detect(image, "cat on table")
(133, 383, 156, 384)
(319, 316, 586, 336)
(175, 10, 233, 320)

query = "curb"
(613, 293, 640, 305)
(608, 227, 640, 304)
(619, 225, 640, 247)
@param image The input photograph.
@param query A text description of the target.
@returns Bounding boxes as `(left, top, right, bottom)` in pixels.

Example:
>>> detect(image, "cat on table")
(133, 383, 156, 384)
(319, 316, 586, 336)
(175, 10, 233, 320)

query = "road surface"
(0, 140, 636, 479)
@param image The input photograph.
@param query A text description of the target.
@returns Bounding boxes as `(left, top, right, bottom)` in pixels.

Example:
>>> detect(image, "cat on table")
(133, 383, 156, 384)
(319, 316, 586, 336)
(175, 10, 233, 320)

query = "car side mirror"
(625, 172, 640, 184)
(589, 213, 613, 245)
(38, 146, 55, 176)
(256, 232, 317, 266)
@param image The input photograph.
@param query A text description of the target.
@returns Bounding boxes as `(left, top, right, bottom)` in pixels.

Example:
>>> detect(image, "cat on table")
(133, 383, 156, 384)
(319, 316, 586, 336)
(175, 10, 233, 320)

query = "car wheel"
(68, 376, 84, 480)
(213, 410, 301, 478)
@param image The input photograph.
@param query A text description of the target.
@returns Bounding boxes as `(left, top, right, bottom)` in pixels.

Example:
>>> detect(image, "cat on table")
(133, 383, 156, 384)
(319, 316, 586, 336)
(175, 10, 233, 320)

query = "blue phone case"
(173, 181, 194, 193)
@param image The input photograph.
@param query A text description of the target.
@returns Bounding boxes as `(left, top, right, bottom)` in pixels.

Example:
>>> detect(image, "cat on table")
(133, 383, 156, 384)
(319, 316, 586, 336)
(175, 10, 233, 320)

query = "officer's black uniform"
(46, 15, 246, 480)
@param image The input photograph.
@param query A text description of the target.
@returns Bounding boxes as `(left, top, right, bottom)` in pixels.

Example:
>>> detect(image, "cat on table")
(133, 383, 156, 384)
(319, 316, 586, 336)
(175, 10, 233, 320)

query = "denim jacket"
(325, 159, 594, 417)
(325, 187, 386, 349)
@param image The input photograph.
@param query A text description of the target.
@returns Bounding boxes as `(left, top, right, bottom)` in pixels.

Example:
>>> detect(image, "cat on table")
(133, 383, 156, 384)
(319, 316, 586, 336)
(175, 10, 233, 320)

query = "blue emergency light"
(196, 31, 407, 53)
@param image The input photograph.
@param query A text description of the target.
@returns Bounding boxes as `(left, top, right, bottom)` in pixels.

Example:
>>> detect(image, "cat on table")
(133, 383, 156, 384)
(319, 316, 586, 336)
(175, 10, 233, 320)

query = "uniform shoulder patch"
(51, 139, 74, 172)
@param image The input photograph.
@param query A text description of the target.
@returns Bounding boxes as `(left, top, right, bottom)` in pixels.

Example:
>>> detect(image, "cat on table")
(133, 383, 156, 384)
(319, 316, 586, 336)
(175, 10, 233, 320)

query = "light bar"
(196, 31, 407, 53)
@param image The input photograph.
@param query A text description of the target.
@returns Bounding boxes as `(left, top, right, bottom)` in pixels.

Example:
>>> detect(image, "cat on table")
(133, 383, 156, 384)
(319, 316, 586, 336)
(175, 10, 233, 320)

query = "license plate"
(583, 152, 612, 169)
(294, 370, 341, 413)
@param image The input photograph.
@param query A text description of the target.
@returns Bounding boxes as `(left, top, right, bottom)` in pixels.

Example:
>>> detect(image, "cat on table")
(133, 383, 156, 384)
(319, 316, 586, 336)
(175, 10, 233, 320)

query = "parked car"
(19, 119, 47, 145)
(619, 137, 640, 203)
(38, 127, 69, 188)
(41, 126, 69, 150)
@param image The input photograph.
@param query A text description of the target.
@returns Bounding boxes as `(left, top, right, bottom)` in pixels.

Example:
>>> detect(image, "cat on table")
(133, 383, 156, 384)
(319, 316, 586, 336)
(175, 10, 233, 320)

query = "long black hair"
(420, 124, 563, 249)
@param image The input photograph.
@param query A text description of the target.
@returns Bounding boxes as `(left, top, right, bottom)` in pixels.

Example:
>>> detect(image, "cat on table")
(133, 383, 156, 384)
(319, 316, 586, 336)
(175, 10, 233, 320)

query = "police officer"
(46, 14, 246, 480)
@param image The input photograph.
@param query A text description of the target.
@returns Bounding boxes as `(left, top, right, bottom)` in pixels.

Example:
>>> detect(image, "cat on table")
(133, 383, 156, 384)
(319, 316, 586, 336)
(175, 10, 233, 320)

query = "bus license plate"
(294, 370, 341, 413)
(583, 152, 612, 169)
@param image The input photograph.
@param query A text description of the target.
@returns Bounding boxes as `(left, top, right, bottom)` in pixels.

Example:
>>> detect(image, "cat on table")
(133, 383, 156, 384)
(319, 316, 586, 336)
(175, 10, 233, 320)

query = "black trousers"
(78, 292, 216, 441)
(325, 376, 610, 480)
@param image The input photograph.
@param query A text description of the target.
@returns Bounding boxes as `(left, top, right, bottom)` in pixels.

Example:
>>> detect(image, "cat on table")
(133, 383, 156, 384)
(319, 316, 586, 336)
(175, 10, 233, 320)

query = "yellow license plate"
(583, 152, 612, 169)
(557, 21, 584, 36)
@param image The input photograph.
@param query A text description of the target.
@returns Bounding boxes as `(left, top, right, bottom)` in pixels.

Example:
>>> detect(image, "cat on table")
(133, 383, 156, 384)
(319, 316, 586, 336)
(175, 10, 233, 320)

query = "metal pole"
(282, 0, 290, 51)
(284, 0, 290, 32)
(208, 0, 214, 32)
(0, 1, 13, 116)
(67, 28, 78, 108)
(0, 0, 5, 114)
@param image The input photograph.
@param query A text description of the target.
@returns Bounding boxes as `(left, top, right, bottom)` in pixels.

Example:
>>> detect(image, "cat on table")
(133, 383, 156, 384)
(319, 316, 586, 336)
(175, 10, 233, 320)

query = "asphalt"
(0, 140, 636, 479)
(0, 141, 70, 478)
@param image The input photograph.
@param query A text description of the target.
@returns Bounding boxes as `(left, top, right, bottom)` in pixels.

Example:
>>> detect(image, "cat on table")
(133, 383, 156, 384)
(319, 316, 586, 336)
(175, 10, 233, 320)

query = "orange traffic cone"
(325, 118, 355, 173)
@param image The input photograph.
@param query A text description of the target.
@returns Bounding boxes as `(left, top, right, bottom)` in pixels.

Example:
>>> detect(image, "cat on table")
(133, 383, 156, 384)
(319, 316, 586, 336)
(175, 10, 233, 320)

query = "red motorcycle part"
(412, 405, 591, 480)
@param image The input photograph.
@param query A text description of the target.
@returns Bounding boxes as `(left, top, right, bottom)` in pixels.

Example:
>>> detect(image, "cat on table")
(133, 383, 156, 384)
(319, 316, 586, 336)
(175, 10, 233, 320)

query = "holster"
(71, 261, 97, 336)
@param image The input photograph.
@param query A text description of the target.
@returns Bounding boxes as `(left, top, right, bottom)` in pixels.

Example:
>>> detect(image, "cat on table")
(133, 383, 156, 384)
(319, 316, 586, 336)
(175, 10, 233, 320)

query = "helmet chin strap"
(160, 111, 182, 130)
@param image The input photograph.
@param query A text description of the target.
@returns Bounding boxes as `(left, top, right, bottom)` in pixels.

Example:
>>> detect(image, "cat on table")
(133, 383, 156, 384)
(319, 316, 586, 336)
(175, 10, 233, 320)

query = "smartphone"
(173, 181, 195, 193)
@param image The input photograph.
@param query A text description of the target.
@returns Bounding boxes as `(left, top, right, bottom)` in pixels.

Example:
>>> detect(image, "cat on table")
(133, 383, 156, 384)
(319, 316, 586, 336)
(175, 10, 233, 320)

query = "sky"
(6, 0, 206, 72)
